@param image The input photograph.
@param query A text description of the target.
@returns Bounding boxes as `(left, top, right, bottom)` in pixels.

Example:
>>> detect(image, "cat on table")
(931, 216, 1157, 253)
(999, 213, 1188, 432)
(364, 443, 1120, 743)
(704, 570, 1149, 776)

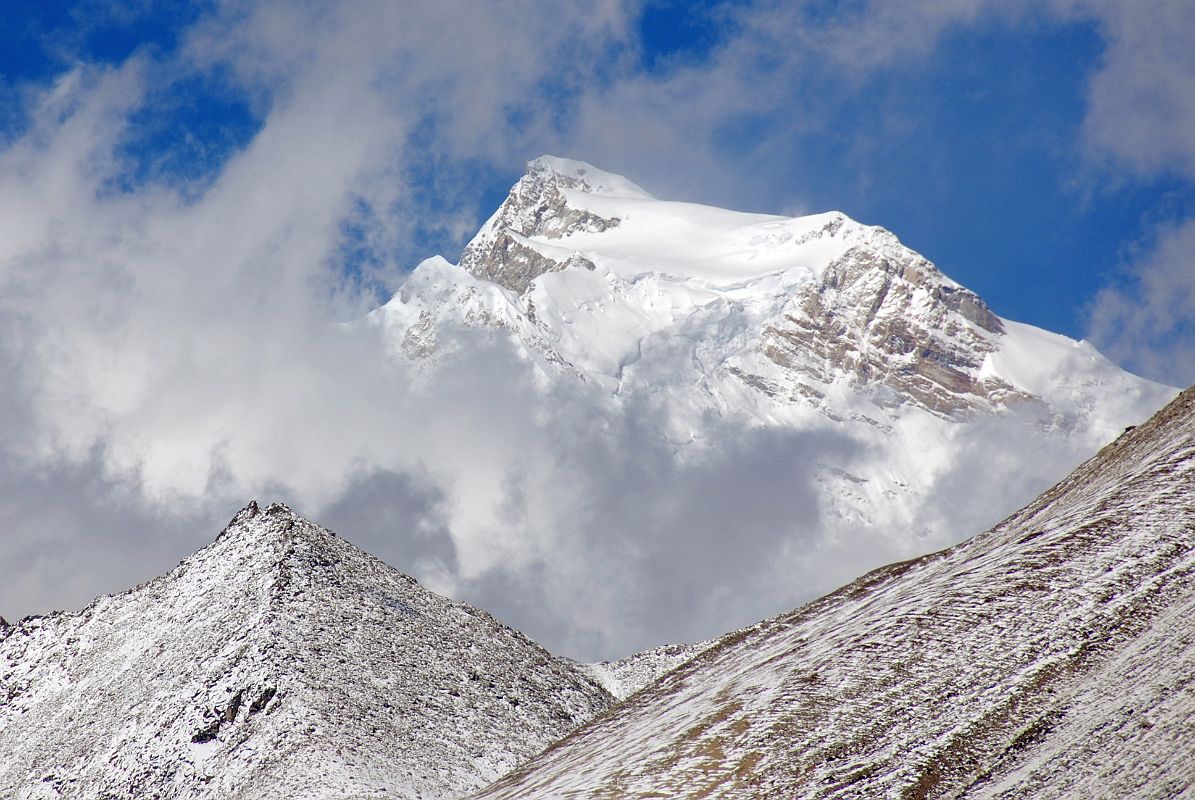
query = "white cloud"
(0, 0, 641, 633)
(1062, 0, 1195, 181)
(1086, 218, 1195, 387)
(1048, 0, 1195, 386)
(0, 0, 639, 481)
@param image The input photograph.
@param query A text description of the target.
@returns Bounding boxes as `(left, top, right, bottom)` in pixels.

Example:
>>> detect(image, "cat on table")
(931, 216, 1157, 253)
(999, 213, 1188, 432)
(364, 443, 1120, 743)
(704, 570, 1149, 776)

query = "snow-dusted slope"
(580, 639, 716, 702)
(472, 385, 1195, 799)
(0, 503, 614, 800)
(370, 156, 1175, 561)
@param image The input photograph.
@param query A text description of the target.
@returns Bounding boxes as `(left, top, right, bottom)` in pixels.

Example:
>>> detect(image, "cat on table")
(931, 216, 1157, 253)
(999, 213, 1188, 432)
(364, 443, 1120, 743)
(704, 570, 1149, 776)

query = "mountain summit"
(0, 502, 613, 799)
(459, 156, 654, 293)
(385, 156, 1173, 420)
(371, 157, 1176, 608)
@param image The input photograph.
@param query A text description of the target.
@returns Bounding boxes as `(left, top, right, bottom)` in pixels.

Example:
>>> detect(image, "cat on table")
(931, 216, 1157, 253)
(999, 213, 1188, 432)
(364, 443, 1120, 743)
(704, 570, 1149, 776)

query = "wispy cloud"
(1064, 0, 1195, 386)
(1087, 219, 1195, 386)
(1070, 0, 1195, 182)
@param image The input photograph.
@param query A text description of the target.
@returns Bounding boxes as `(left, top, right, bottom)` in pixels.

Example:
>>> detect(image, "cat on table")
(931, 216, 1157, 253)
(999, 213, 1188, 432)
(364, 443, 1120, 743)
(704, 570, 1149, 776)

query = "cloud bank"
(0, 0, 1191, 658)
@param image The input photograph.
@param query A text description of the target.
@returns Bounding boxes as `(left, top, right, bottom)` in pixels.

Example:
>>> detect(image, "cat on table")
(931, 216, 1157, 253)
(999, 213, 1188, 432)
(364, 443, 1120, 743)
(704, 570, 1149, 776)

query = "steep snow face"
(370, 156, 1175, 574)
(473, 385, 1195, 799)
(0, 503, 613, 800)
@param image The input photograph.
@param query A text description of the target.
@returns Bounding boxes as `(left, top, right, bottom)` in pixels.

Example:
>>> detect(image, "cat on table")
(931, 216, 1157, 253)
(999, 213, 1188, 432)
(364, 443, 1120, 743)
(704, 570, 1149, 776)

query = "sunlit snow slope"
(0, 503, 614, 800)
(372, 156, 1176, 555)
(473, 385, 1195, 799)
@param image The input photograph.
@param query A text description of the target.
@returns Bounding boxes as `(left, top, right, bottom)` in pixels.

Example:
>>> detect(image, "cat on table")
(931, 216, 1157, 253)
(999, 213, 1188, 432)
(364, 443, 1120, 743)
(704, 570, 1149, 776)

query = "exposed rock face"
(472, 386, 1195, 799)
(0, 502, 614, 800)
(755, 239, 1025, 416)
(462, 230, 597, 295)
(459, 156, 620, 293)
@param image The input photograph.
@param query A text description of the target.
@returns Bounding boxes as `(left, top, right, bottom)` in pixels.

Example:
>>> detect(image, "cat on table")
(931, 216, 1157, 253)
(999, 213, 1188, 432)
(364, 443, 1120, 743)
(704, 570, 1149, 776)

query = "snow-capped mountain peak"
(360, 158, 1179, 657)
(390, 157, 1170, 419)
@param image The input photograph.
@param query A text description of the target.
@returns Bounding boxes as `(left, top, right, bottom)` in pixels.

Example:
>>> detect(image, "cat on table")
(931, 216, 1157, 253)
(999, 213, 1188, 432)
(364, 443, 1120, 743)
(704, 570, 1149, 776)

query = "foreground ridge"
(0, 502, 614, 799)
(473, 386, 1195, 798)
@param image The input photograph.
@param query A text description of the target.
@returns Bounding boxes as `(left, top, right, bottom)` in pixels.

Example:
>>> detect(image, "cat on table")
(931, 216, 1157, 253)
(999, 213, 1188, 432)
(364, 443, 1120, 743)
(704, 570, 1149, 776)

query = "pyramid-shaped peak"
(212, 499, 330, 548)
(525, 155, 654, 199)
(180, 500, 355, 599)
(1, 502, 615, 799)
(230, 499, 316, 525)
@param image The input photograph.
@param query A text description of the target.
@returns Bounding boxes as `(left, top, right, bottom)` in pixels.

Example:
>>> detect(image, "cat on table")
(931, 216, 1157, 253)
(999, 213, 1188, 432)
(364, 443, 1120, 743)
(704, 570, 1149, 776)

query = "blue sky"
(1, 0, 1194, 656)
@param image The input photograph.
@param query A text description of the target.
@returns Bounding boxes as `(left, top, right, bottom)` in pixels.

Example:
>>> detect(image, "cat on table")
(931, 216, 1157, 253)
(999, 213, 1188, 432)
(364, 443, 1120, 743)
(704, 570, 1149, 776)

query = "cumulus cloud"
(0, 0, 638, 485)
(455, 394, 864, 658)
(0, 0, 634, 621)
(436, 382, 1100, 659)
